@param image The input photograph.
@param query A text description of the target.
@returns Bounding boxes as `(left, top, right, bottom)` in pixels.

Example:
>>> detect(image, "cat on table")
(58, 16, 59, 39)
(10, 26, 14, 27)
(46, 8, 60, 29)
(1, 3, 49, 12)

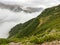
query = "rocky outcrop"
(9, 42, 22, 45)
(9, 40, 60, 45)
(39, 40, 60, 45)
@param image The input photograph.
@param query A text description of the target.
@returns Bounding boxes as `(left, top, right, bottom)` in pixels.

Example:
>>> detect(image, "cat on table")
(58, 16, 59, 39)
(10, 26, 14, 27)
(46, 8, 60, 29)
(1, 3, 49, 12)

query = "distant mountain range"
(0, 2, 43, 13)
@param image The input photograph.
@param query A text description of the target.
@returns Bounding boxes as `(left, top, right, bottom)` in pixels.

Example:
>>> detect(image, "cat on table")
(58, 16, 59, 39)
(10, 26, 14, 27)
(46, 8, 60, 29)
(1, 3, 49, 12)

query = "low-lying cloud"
(0, 8, 42, 38)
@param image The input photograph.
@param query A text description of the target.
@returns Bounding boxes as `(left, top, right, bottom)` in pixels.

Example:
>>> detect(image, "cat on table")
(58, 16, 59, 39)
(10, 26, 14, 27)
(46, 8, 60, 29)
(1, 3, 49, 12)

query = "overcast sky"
(0, 0, 60, 7)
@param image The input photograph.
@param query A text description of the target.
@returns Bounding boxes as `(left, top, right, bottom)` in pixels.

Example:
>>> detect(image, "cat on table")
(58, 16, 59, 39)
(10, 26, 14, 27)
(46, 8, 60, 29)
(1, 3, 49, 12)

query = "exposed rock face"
(41, 40, 60, 45)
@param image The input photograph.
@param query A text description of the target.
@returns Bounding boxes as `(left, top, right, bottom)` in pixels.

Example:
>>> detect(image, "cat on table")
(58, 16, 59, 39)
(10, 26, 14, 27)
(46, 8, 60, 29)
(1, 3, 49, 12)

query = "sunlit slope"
(9, 5, 60, 43)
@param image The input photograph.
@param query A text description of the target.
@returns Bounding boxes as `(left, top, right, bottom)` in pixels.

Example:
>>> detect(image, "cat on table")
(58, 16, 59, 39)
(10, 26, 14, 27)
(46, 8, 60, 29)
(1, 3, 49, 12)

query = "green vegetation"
(0, 38, 11, 45)
(1, 5, 60, 45)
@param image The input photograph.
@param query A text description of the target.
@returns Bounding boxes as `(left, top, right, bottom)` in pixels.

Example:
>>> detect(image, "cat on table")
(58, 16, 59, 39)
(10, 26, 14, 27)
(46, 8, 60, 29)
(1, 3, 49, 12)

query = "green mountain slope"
(9, 5, 60, 43)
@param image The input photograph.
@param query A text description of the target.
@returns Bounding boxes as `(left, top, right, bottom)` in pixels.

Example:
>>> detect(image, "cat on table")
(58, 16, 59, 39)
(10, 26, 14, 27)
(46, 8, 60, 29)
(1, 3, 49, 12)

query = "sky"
(0, 0, 60, 7)
(0, 0, 60, 38)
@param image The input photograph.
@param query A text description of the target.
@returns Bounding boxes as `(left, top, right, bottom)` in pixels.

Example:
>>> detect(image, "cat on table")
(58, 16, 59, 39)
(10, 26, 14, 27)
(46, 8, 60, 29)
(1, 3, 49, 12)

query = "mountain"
(0, 2, 43, 13)
(0, 5, 60, 45)
(8, 4, 60, 44)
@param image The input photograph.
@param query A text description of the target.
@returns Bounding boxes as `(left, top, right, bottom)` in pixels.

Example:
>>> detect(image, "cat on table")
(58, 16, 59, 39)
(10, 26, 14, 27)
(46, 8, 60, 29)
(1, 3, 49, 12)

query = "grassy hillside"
(1, 5, 60, 44)
(8, 5, 60, 44)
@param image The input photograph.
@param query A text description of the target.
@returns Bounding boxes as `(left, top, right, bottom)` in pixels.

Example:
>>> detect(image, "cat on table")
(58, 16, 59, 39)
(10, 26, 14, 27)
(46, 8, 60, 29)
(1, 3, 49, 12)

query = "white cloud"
(0, 0, 60, 7)
(21, 0, 60, 7)
(0, 0, 28, 2)
(0, 0, 29, 5)
(0, 8, 42, 38)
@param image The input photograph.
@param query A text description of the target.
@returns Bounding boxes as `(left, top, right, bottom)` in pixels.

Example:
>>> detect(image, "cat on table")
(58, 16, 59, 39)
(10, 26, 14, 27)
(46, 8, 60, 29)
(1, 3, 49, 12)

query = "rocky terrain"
(9, 40, 60, 45)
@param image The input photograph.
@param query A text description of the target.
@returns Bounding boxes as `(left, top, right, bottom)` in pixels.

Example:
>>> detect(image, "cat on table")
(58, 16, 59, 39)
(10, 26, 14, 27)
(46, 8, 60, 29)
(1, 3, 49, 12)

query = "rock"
(9, 42, 16, 45)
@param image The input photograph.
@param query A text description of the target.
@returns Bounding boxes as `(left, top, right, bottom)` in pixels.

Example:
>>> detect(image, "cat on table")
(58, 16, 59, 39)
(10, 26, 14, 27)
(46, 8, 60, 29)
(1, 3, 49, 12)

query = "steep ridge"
(8, 5, 60, 44)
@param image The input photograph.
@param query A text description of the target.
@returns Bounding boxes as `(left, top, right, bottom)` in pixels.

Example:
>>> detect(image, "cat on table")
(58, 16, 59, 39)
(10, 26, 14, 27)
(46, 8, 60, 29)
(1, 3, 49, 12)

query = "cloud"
(0, 0, 28, 2)
(0, 0, 29, 5)
(0, 0, 60, 7)
(22, 0, 60, 7)
(0, 8, 42, 38)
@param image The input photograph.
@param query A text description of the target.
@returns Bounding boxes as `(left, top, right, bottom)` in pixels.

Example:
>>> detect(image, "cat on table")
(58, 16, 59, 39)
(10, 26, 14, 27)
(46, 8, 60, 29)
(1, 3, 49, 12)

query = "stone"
(9, 42, 16, 45)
